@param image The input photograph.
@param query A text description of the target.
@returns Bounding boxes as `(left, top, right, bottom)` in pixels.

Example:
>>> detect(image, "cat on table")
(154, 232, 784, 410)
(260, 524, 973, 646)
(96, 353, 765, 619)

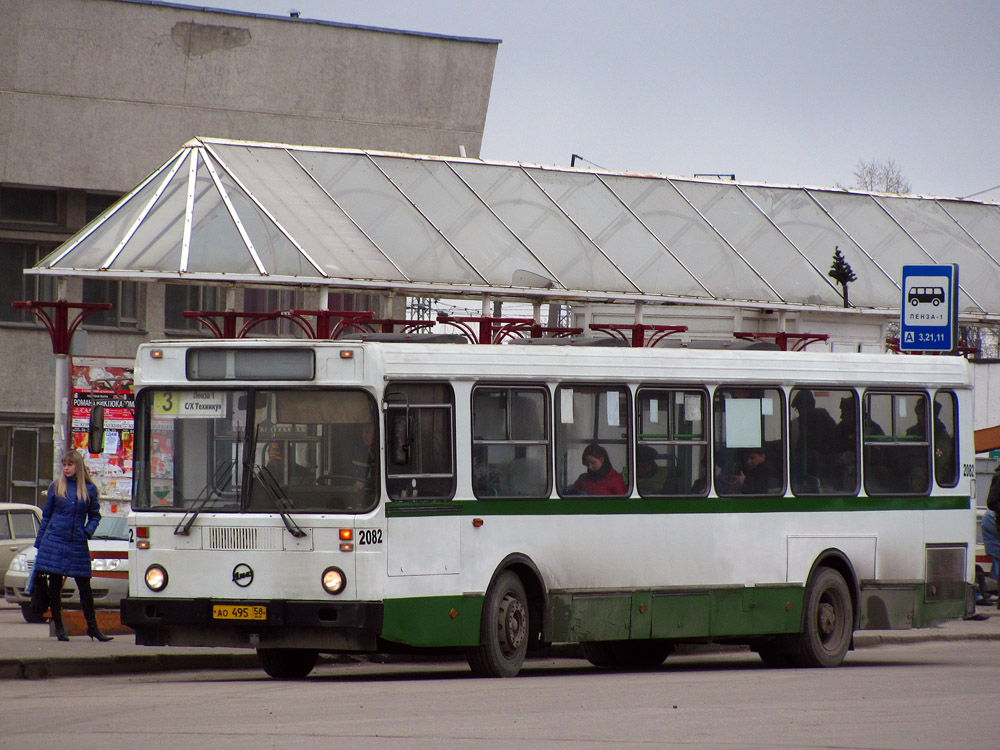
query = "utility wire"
(960, 183, 1000, 199)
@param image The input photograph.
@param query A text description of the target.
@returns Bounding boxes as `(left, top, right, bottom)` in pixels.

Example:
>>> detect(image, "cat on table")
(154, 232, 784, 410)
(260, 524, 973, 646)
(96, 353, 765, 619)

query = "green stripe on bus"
(379, 583, 966, 649)
(386, 495, 970, 517)
(381, 595, 482, 647)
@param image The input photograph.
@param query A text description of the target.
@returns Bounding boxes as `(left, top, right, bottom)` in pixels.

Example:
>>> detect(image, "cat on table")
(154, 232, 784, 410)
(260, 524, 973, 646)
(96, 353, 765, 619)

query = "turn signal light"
(339, 529, 353, 541)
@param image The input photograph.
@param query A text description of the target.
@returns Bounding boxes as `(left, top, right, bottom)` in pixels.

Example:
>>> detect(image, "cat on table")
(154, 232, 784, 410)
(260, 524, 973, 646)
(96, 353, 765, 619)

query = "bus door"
(384, 382, 460, 576)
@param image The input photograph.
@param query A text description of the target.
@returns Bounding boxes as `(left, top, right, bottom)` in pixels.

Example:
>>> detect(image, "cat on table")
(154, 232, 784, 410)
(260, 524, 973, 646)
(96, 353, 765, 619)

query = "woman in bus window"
(571, 443, 626, 496)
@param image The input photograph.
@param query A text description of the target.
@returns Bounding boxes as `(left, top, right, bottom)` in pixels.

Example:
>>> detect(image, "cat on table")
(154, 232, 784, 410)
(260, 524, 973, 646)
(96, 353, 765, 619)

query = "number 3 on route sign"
(900, 264, 958, 352)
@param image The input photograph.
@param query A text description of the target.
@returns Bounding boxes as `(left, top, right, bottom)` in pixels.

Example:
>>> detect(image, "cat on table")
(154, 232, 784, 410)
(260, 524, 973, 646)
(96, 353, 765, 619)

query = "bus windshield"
(133, 388, 378, 514)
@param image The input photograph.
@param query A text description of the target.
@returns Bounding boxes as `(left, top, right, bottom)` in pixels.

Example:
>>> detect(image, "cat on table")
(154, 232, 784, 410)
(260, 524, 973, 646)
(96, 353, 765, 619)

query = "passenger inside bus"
(635, 445, 672, 495)
(265, 442, 314, 485)
(733, 446, 782, 495)
(346, 423, 376, 490)
(831, 396, 860, 492)
(571, 443, 626, 496)
(789, 389, 837, 492)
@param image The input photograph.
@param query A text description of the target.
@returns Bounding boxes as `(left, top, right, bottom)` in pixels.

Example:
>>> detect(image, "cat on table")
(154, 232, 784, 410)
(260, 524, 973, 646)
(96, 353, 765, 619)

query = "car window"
(0, 512, 10, 541)
(92, 516, 129, 540)
(10, 511, 39, 538)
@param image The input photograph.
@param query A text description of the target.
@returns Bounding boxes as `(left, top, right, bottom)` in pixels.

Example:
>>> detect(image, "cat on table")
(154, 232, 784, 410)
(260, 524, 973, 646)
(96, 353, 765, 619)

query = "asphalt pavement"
(2, 601, 999, 680)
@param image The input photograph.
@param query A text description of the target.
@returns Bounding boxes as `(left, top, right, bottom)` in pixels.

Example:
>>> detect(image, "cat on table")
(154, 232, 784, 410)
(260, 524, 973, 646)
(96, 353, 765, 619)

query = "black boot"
(47, 574, 68, 641)
(78, 577, 113, 642)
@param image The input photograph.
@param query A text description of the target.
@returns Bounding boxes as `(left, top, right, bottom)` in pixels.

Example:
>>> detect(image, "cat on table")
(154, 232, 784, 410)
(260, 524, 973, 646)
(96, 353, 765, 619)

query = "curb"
(853, 630, 1000, 648)
(0, 652, 261, 680)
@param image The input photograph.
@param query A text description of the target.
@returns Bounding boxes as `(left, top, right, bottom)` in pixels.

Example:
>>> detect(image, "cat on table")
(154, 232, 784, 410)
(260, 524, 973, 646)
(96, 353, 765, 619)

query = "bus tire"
(581, 641, 617, 667)
(583, 640, 670, 669)
(257, 647, 319, 679)
(753, 638, 795, 668)
(793, 567, 853, 668)
(467, 570, 529, 677)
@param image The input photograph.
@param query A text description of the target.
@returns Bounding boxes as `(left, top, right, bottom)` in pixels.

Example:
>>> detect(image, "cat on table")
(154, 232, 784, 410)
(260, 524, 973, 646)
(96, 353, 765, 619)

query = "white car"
(3, 515, 129, 623)
(0, 502, 42, 574)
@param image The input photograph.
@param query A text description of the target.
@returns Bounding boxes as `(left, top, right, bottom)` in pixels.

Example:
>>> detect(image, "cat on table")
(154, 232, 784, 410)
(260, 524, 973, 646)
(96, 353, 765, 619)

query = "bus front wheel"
(794, 567, 853, 668)
(467, 570, 529, 677)
(257, 647, 319, 679)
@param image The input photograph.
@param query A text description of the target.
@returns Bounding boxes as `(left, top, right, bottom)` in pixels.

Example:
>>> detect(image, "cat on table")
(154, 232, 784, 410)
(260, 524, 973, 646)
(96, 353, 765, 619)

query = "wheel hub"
(818, 601, 836, 639)
(498, 593, 526, 653)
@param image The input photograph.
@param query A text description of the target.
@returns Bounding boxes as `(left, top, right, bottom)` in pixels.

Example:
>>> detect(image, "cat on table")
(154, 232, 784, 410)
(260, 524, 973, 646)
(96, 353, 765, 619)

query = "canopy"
(30, 136, 1000, 319)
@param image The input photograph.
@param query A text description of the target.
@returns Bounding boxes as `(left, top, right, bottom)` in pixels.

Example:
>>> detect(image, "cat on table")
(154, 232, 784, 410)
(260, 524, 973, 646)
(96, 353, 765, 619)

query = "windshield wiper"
(250, 463, 307, 538)
(174, 460, 237, 536)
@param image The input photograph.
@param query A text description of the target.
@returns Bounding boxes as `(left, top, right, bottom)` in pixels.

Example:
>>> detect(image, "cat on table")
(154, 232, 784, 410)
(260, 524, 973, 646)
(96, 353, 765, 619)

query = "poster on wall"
(70, 357, 135, 507)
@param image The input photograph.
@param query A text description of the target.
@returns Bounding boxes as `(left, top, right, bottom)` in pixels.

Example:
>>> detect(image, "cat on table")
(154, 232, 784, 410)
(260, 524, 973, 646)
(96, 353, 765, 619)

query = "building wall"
(0, 0, 498, 191)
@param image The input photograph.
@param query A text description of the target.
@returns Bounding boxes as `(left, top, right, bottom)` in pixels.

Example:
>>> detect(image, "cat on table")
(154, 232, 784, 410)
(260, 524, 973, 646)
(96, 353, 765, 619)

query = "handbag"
(28, 566, 50, 617)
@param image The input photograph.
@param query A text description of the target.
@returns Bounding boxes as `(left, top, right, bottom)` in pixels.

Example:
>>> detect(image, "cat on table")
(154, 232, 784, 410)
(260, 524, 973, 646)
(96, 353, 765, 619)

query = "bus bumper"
(121, 597, 383, 651)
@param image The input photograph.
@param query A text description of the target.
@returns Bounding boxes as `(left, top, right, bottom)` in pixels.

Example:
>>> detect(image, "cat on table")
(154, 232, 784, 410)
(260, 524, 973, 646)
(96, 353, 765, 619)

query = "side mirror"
(88, 404, 105, 454)
(390, 413, 411, 466)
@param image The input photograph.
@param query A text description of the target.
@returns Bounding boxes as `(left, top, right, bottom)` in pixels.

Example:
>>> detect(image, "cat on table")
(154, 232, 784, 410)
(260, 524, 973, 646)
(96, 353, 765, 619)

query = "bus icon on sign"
(908, 286, 945, 306)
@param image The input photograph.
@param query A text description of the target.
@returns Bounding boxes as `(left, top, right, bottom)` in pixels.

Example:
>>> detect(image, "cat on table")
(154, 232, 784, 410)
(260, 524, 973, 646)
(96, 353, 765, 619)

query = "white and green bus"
(121, 337, 976, 678)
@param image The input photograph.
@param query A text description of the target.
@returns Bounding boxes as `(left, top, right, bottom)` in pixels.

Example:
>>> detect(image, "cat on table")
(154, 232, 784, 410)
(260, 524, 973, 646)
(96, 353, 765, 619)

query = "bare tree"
(853, 158, 911, 194)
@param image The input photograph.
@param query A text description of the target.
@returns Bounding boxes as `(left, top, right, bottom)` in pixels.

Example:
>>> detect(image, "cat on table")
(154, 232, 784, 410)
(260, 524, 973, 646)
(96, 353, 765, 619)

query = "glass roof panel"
(372, 156, 558, 288)
(213, 167, 322, 278)
(293, 151, 483, 285)
(740, 185, 899, 308)
(40, 155, 185, 271)
(451, 163, 637, 293)
(878, 196, 995, 313)
(807, 190, 932, 295)
(107, 159, 190, 272)
(212, 145, 404, 281)
(675, 181, 840, 306)
(185, 157, 260, 276)
(937, 201, 1000, 266)
(604, 176, 778, 301)
(525, 169, 707, 297)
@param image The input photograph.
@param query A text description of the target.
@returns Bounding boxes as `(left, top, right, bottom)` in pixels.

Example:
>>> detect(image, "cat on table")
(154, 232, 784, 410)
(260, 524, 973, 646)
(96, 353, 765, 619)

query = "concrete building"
(0, 0, 499, 502)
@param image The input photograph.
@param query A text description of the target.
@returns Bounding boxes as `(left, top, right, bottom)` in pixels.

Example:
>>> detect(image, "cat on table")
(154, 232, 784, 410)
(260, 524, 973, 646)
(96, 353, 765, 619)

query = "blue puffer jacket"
(34, 476, 101, 579)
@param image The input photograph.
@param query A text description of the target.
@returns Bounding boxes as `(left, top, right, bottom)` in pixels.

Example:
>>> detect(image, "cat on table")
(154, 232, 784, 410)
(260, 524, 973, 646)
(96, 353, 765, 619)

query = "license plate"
(212, 604, 267, 621)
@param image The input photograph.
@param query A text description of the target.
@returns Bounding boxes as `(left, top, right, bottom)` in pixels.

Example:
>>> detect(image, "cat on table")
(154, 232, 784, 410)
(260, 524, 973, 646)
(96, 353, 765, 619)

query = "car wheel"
(20, 602, 47, 624)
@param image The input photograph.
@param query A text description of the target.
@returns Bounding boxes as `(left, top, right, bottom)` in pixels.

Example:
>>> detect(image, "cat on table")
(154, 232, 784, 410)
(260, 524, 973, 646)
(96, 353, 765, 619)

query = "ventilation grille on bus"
(204, 526, 282, 551)
(925, 544, 967, 602)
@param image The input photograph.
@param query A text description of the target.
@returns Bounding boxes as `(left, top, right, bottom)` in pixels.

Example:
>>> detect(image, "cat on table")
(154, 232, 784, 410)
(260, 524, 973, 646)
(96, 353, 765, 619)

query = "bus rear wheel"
(793, 567, 853, 667)
(468, 571, 529, 677)
(257, 647, 319, 679)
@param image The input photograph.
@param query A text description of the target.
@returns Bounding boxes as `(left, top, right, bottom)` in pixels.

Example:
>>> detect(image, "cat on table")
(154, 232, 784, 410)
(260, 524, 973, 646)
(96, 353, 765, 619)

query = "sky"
(199, 0, 998, 200)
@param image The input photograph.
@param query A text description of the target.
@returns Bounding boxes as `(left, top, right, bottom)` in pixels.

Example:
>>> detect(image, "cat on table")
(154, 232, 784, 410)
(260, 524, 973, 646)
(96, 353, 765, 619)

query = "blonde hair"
(54, 450, 94, 500)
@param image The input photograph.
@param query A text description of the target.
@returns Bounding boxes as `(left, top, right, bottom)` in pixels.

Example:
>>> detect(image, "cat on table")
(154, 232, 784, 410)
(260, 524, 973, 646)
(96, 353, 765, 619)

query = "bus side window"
(384, 383, 455, 501)
(636, 388, 708, 497)
(555, 385, 630, 497)
(933, 391, 958, 488)
(471, 386, 549, 499)
(789, 388, 856, 496)
(712, 387, 785, 497)
(863, 392, 929, 495)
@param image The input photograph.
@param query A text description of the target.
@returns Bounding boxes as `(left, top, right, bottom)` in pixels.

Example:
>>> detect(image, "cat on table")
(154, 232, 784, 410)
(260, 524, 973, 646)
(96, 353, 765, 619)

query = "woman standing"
(34, 450, 113, 641)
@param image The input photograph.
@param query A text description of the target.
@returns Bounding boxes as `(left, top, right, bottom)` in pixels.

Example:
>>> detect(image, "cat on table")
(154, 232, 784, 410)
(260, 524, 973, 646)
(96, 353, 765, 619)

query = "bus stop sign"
(899, 264, 958, 352)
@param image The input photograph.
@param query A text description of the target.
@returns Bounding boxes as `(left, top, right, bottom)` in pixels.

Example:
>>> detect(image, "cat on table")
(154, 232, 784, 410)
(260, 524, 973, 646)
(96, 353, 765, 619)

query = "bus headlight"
(322, 566, 346, 595)
(145, 564, 168, 592)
